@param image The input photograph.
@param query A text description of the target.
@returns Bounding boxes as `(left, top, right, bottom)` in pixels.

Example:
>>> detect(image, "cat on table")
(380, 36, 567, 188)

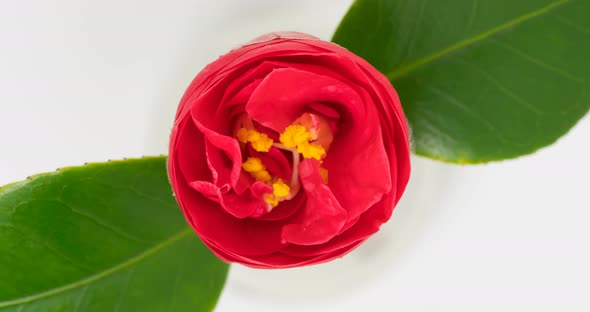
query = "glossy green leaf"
(333, 0, 590, 163)
(0, 157, 229, 312)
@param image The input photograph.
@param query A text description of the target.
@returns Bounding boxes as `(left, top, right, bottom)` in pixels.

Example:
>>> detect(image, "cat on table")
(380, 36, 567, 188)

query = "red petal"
(283, 140, 400, 257)
(171, 117, 210, 183)
(281, 159, 347, 245)
(254, 190, 305, 221)
(202, 233, 364, 269)
(189, 180, 270, 219)
(193, 119, 242, 189)
(356, 66, 411, 203)
(322, 104, 392, 222)
(249, 146, 292, 183)
(174, 168, 287, 256)
(245, 68, 358, 132)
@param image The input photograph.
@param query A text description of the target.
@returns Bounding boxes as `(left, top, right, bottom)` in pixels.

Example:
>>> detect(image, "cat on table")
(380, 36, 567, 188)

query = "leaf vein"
(387, 0, 570, 80)
(72, 285, 88, 312)
(113, 267, 135, 312)
(0, 223, 94, 273)
(0, 228, 192, 308)
(466, 0, 478, 31)
(425, 85, 510, 144)
(404, 0, 428, 60)
(80, 178, 176, 209)
(453, 57, 543, 115)
(488, 38, 584, 83)
(168, 238, 188, 311)
(554, 15, 590, 35)
(56, 199, 152, 245)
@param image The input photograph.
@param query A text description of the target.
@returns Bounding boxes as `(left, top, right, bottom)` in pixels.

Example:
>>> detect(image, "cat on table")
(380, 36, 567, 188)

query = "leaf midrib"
(0, 227, 192, 308)
(386, 0, 570, 81)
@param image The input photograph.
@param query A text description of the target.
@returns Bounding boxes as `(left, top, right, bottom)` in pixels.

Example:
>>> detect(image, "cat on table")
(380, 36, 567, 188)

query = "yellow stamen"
(279, 124, 326, 160)
(279, 125, 311, 148)
(252, 170, 271, 183)
(296, 141, 326, 160)
(236, 128, 250, 143)
(250, 133, 273, 152)
(265, 179, 290, 208)
(236, 128, 273, 152)
(242, 157, 271, 182)
(265, 194, 280, 207)
(242, 157, 265, 172)
(272, 179, 290, 197)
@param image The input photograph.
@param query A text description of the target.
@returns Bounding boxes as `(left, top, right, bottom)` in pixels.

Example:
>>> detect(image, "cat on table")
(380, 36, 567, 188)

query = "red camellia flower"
(168, 32, 411, 269)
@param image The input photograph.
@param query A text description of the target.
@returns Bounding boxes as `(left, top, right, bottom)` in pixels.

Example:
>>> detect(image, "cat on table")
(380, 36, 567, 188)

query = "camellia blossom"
(168, 32, 411, 269)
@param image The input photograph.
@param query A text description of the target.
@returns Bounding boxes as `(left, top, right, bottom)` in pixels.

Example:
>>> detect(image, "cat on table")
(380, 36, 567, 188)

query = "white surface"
(1, 1, 589, 311)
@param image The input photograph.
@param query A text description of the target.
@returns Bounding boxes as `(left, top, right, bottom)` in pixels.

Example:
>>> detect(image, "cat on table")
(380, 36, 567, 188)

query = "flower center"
(235, 112, 332, 210)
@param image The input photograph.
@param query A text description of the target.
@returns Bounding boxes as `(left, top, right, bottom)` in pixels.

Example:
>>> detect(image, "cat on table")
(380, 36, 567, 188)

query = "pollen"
(252, 170, 271, 183)
(250, 134, 273, 152)
(242, 157, 264, 172)
(236, 127, 251, 143)
(279, 124, 326, 160)
(264, 194, 280, 208)
(279, 125, 311, 148)
(236, 128, 273, 152)
(297, 141, 326, 160)
(242, 157, 271, 182)
(272, 179, 290, 197)
(263, 179, 291, 208)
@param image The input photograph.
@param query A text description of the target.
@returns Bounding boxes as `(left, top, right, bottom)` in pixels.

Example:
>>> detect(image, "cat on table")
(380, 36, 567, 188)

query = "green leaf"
(333, 0, 590, 163)
(0, 157, 229, 312)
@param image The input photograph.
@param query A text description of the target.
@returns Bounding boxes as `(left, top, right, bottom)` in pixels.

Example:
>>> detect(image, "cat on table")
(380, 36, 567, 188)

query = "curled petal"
(281, 159, 347, 245)
(178, 174, 288, 256)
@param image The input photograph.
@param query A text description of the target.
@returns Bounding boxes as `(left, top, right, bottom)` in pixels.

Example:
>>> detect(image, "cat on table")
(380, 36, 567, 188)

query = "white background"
(1, 1, 589, 311)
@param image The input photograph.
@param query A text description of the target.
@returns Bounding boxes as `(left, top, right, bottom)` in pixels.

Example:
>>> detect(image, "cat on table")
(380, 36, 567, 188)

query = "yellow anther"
(236, 128, 250, 143)
(242, 157, 271, 182)
(297, 141, 326, 160)
(262, 179, 291, 208)
(279, 124, 326, 160)
(265, 194, 280, 208)
(252, 170, 271, 183)
(279, 125, 311, 148)
(250, 133, 273, 152)
(242, 157, 265, 172)
(236, 128, 273, 152)
(272, 179, 290, 197)
(319, 167, 329, 184)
